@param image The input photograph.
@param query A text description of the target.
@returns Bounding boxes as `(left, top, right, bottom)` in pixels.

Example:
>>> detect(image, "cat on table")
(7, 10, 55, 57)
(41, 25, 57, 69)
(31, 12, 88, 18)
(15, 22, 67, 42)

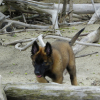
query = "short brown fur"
(31, 41, 77, 85)
(31, 28, 85, 85)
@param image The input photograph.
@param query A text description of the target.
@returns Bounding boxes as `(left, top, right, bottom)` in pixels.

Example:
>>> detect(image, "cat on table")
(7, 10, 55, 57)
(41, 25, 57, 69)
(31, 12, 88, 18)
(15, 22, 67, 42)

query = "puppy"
(31, 28, 85, 85)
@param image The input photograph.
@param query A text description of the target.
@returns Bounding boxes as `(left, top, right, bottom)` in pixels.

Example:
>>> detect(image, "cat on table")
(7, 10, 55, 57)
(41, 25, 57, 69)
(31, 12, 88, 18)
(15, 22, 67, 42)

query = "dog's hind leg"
(52, 74, 63, 84)
(67, 64, 77, 85)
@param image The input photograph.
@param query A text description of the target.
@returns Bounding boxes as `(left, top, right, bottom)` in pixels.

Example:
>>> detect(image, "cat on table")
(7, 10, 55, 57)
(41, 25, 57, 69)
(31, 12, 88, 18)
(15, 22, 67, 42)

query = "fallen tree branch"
(59, 21, 87, 26)
(4, 83, 100, 100)
(3, 0, 61, 35)
(15, 38, 36, 51)
(45, 35, 100, 47)
(0, 18, 52, 33)
(28, 0, 54, 6)
(37, 34, 45, 47)
(88, 7, 100, 24)
(0, 29, 53, 35)
(4, 38, 34, 46)
(0, 75, 7, 100)
(75, 52, 98, 58)
(73, 27, 100, 54)
(73, 14, 90, 20)
(54, 3, 100, 14)
(5, 31, 100, 51)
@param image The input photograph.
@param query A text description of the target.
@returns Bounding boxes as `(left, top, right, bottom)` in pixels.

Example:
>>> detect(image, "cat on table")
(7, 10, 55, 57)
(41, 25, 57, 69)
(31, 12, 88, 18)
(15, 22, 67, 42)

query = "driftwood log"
(2, 0, 100, 14)
(0, 75, 7, 100)
(3, 27, 100, 52)
(88, 7, 100, 24)
(4, 83, 100, 100)
(73, 27, 100, 54)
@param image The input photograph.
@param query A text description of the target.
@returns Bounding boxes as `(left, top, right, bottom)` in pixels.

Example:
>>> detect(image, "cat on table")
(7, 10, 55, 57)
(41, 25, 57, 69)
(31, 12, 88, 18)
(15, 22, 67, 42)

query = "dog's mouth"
(37, 75, 42, 78)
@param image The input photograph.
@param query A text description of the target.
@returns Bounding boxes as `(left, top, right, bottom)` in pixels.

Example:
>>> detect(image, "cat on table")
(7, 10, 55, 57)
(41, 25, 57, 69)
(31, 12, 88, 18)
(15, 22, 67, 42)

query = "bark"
(4, 83, 100, 100)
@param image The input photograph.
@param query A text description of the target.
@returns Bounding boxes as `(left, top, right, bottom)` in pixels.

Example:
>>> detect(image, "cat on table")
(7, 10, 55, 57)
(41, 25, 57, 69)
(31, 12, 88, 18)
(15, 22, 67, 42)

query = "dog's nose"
(35, 71, 40, 75)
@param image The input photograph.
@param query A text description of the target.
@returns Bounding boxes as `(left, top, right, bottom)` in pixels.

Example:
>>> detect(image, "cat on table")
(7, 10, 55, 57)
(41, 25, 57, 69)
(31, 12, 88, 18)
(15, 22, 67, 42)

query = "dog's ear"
(31, 41, 39, 55)
(45, 42, 52, 56)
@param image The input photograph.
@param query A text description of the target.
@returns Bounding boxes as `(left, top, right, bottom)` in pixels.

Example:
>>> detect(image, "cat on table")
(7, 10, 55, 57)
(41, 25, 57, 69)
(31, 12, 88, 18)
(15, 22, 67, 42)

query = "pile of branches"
(0, 0, 100, 54)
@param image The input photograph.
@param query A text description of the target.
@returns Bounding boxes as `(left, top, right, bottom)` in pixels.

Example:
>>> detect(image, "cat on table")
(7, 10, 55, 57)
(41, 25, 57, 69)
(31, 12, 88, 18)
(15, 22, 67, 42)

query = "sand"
(0, 24, 100, 86)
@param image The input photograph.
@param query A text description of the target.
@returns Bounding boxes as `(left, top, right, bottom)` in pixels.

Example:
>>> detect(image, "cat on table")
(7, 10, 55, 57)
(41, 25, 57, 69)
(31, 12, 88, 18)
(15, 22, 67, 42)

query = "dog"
(31, 28, 85, 85)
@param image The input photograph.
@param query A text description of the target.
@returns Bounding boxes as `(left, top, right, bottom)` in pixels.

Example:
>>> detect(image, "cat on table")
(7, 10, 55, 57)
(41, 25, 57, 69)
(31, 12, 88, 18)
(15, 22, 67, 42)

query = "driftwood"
(2, 0, 61, 35)
(4, 31, 100, 52)
(1, 0, 100, 35)
(4, 83, 100, 100)
(0, 18, 52, 33)
(0, 0, 100, 53)
(53, 3, 100, 14)
(0, 0, 3, 5)
(2, 0, 100, 14)
(0, 75, 7, 100)
(88, 7, 100, 24)
(73, 27, 100, 54)
(59, 21, 87, 26)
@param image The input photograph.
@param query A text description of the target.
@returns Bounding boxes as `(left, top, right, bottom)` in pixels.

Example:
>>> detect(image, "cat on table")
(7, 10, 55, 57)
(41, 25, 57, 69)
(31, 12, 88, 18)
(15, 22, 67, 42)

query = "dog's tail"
(69, 27, 85, 46)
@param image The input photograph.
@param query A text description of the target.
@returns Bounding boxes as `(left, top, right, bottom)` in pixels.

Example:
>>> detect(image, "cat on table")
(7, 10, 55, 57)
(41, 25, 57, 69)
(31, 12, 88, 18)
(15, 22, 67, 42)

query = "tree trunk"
(4, 83, 100, 100)
(54, 3, 100, 14)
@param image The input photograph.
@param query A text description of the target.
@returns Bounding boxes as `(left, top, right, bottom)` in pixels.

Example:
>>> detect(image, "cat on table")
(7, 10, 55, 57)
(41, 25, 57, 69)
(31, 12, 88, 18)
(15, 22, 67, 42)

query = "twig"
(0, 29, 53, 35)
(59, 21, 87, 26)
(4, 38, 35, 46)
(0, 30, 25, 35)
(75, 52, 98, 58)
(27, 0, 54, 6)
(15, 38, 37, 51)
(14, 34, 45, 51)
(45, 35, 100, 47)
(4, 0, 54, 9)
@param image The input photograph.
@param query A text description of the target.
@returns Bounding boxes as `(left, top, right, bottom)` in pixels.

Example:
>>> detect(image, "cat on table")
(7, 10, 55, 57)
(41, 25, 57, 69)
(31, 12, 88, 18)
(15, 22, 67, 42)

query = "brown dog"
(31, 28, 85, 85)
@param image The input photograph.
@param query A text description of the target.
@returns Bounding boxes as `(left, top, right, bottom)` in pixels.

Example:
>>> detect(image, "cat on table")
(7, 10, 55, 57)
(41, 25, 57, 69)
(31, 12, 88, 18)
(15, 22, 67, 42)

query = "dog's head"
(31, 41, 53, 78)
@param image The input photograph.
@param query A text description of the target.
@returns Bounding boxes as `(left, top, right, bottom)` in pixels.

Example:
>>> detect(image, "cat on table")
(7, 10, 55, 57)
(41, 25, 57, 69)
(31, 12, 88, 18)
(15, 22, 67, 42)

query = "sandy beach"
(0, 24, 100, 86)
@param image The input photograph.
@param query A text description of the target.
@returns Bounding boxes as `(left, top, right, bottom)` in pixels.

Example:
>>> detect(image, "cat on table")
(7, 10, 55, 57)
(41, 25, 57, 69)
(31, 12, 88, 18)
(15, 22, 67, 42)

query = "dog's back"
(51, 40, 75, 72)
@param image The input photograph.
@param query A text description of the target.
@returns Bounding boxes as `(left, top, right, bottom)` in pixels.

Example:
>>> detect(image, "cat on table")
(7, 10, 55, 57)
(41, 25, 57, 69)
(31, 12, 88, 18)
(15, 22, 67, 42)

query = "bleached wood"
(37, 34, 45, 47)
(54, 3, 100, 14)
(0, 75, 7, 100)
(88, 7, 100, 24)
(4, 83, 100, 100)
(73, 27, 100, 54)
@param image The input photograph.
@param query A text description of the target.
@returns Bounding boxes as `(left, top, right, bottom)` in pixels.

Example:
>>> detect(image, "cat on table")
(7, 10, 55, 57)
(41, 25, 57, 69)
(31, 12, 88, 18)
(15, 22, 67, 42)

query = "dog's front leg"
(36, 76, 49, 83)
